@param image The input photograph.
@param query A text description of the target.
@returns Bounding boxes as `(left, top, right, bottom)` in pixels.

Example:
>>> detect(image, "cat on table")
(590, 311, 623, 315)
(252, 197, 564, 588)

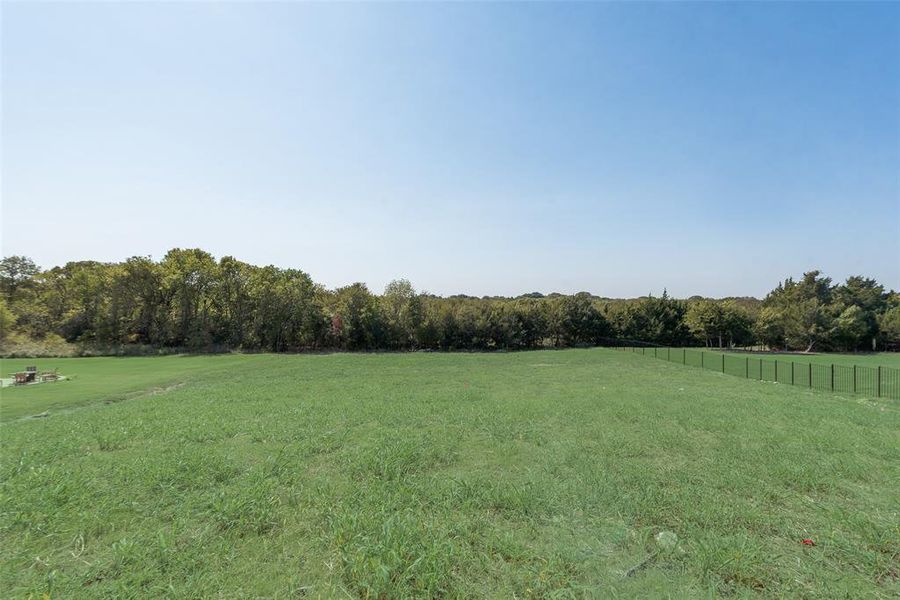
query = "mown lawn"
(619, 348, 900, 369)
(722, 351, 899, 368)
(1, 350, 897, 598)
(1, 354, 268, 422)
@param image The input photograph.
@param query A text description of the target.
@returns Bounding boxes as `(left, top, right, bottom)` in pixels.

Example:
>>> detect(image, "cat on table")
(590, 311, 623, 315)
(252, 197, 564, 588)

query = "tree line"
(1, 249, 897, 355)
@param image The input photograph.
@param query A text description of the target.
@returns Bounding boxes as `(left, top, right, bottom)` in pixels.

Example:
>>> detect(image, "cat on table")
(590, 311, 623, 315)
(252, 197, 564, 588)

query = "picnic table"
(8, 367, 59, 385)
(13, 371, 36, 384)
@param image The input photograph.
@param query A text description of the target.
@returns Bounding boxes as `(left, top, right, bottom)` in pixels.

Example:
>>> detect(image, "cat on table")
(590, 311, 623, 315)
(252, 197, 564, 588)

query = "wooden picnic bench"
(13, 372, 36, 384)
(8, 367, 60, 385)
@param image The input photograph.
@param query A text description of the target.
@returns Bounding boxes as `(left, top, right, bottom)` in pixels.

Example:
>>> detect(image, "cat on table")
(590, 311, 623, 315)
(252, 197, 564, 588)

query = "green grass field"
(719, 351, 900, 368)
(2, 350, 898, 598)
(620, 348, 900, 368)
(621, 348, 900, 400)
(0, 355, 268, 422)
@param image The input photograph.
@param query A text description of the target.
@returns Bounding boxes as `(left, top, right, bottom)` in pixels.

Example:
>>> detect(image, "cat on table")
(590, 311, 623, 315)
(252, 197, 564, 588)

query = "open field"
(2, 350, 898, 597)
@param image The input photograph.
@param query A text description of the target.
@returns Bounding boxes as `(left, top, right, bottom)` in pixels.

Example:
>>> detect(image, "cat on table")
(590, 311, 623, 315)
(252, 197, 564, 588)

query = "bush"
(0, 333, 78, 358)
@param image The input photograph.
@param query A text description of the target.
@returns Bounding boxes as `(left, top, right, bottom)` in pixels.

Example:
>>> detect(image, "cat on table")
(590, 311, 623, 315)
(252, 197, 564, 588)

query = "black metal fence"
(610, 344, 900, 401)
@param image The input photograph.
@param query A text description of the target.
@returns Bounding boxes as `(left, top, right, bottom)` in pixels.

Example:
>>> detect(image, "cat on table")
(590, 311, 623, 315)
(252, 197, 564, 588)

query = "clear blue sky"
(2, 2, 898, 298)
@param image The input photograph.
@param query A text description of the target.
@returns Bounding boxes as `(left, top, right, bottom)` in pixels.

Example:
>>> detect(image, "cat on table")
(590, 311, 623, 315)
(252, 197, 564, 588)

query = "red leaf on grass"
(801, 538, 816, 546)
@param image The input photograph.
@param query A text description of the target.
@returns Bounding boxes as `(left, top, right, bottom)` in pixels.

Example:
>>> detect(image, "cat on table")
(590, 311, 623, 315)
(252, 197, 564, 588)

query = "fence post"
(759, 358, 762, 380)
(683, 350, 686, 365)
(809, 363, 812, 388)
(830, 364, 834, 391)
(775, 360, 778, 382)
(877, 366, 881, 398)
(721, 354, 725, 373)
(791, 362, 795, 386)
(667, 348, 671, 361)
(745, 356, 749, 379)
(853, 365, 856, 393)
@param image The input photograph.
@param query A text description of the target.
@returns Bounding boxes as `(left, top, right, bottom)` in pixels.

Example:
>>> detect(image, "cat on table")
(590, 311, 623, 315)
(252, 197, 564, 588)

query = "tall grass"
(2, 350, 897, 597)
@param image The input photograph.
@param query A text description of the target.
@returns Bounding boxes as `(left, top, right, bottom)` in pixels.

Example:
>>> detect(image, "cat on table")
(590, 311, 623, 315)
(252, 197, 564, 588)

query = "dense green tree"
(111, 257, 165, 345)
(330, 283, 382, 350)
(723, 302, 754, 347)
(833, 305, 870, 351)
(753, 306, 785, 350)
(548, 293, 609, 346)
(685, 300, 752, 348)
(249, 266, 321, 351)
(511, 299, 548, 348)
(834, 276, 885, 313)
(831, 276, 885, 350)
(38, 261, 115, 343)
(0, 255, 40, 301)
(213, 256, 254, 348)
(751, 272, 895, 352)
(2, 251, 896, 356)
(878, 306, 900, 350)
(611, 292, 688, 346)
(0, 297, 14, 343)
(761, 271, 835, 352)
(685, 300, 724, 347)
(157, 249, 218, 346)
(382, 279, 420, 349)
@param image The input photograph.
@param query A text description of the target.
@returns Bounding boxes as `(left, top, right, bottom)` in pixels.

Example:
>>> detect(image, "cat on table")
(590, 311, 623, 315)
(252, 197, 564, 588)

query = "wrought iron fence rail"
(605, 342, 899, 401)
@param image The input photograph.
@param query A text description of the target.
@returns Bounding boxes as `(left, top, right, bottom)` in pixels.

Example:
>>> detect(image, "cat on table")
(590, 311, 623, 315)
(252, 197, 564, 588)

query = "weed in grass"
(353, 435, 458, 482)
(150, 449, 239, 493)
(325, 506, 461, 598)
(208, 475, 282, 536)
(693, 534, 772, 593)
